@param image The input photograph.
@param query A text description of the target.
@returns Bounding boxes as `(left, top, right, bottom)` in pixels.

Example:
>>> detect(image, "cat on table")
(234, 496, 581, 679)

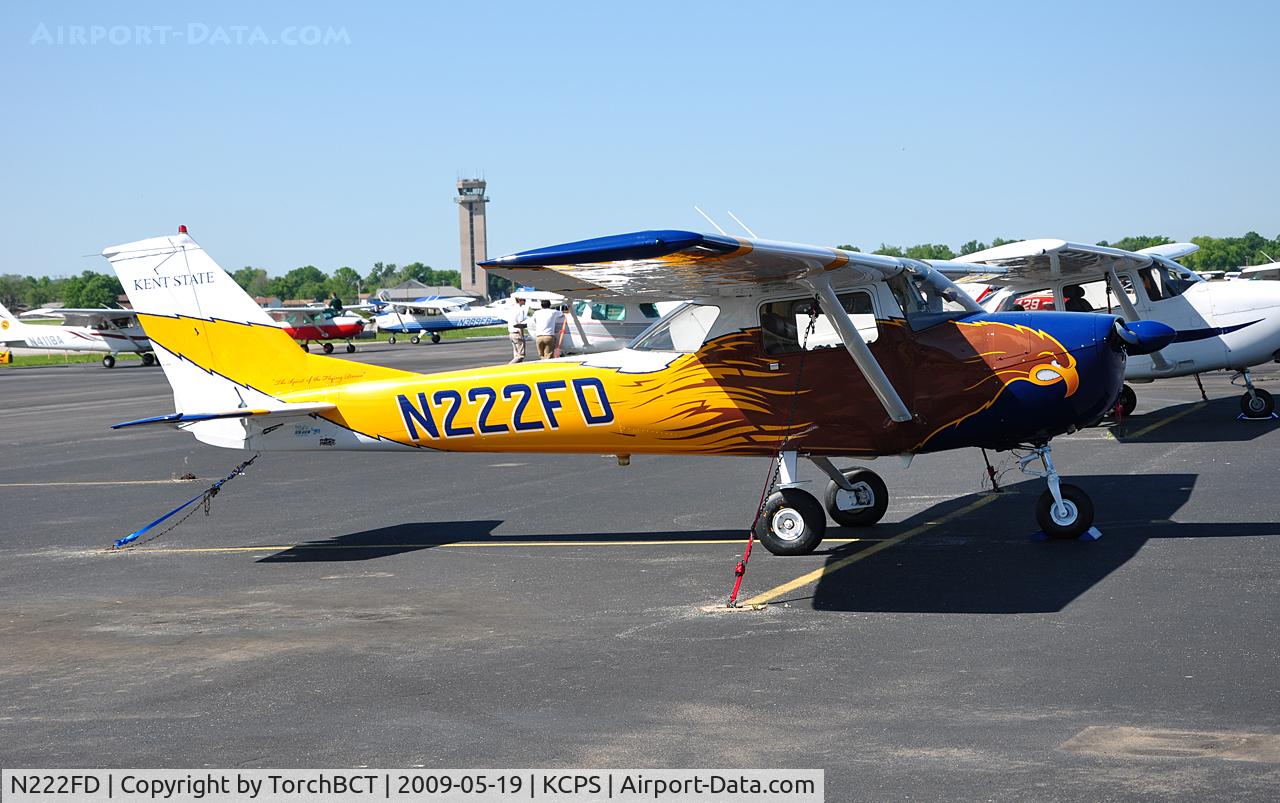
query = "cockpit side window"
(759, 291, 878, 355)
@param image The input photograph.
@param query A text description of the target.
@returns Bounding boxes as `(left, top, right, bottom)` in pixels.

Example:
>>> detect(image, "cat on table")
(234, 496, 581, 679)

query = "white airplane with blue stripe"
(961, 240, 1280, 418)
(371, 296, 505, 344)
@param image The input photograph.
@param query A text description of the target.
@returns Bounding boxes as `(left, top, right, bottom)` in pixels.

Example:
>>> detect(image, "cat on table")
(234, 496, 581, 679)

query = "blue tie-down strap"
(113, 455, 258, 549)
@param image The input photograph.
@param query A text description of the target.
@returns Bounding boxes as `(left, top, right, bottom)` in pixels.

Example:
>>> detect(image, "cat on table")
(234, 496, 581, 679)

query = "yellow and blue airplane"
(104, 228, 1173, 554)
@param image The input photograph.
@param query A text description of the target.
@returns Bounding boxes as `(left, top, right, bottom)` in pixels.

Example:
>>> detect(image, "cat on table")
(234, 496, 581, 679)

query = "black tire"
(1117, 384, 1137, 417)
(755, 488, 827, 556)
(1241, 388, 1275, 418)
(430, 332, 441, 344)
(1035, 483, 1095, 540)
(102, 354, 116, 368)
(386, 335, 397, 345)
(322, 342, 334, 354)
(300, 342, 309, 352)
(823, 467, 889, 527)
(142, 352, 156, 366)
(345, 343, 356, 353)
(410, 335, 421, 345)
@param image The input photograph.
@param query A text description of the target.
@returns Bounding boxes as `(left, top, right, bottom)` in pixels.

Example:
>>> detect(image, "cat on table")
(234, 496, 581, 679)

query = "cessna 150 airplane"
(104, 228, 1173, 552)
(1, 302, 154, 367)
(372, 296, 505, 344)
(958, 240, 1280, 418)
(264, 306, 367, 353)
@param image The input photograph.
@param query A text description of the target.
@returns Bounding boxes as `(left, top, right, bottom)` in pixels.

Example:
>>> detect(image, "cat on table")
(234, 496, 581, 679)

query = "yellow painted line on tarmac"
(1124, 402, 1207, 439)
(102, 537, 879, 555)
(741, 494, 1001, 607)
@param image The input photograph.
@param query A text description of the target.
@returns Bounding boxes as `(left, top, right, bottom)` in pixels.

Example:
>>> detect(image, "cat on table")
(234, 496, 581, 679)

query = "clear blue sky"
(3, 0, 1278, 278)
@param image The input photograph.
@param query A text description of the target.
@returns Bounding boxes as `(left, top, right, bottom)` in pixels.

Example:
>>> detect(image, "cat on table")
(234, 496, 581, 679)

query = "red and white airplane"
(264, 306, 367, 353)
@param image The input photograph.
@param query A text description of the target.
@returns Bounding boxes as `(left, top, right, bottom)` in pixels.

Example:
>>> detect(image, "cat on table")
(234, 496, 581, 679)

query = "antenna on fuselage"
(693, 206, 729, 237)
(726, 210, 758, 239)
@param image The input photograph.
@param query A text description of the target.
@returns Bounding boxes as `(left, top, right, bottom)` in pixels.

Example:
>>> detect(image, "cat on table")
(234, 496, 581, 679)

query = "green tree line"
(3, 233, 1276, 310)
(0, 261, 463, 309)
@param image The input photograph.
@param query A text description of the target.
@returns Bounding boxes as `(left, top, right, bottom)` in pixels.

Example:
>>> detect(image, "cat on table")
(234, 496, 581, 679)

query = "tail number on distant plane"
(398, 377, 614, 441)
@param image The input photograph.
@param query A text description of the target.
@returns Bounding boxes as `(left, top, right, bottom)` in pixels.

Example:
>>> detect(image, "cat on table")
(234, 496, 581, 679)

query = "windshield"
(631, 303, 721, 352)
(886, 264, 982, 326)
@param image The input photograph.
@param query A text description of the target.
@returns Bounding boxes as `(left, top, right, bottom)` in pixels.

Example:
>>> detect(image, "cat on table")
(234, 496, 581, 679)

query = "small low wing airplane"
(959, 240, 1280, 418)
(372, 296, 504, 344)
(1, 303, 155, 367)
(264, 306, 367, 353)
(105, 228, 1173, 553)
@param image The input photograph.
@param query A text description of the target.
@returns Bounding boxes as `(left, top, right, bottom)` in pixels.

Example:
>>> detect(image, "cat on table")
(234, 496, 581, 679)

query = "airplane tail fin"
(102, 228, 404, 448)
(0, 301, 30, 339)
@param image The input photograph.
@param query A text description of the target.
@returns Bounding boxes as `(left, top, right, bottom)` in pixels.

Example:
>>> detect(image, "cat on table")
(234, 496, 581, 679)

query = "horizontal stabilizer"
(112, 401, 336, 430)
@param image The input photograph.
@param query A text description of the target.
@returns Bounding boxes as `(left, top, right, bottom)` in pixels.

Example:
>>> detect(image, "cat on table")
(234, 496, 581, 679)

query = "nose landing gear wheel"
(141, 352, 156, 367)
(300, 342, 309, 352)
(1116, 384, 1137, 417)
(755, 488, 827, 556)
(322, 342, 334, 354)
(101, 354, 116, 368)
(823, 467, 889, 527)
(431, 332, 441, 344)
(410, 335, 421, 345)
(1241, 388, 1275, 418)
(346, 343, 356, 353)
(1035, 483, 1095, 539)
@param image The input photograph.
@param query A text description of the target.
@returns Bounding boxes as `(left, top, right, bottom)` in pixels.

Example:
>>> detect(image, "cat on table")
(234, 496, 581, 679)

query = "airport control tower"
(455, 178, 490, 300)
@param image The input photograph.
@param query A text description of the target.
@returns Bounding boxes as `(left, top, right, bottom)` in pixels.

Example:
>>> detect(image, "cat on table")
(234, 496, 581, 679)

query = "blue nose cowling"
(1112, 319, 1176, 355)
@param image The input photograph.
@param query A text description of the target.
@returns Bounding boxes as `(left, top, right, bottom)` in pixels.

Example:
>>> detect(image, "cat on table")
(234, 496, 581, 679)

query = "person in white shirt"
(532, 300, 565, 359)
(506, 297, 528, 363)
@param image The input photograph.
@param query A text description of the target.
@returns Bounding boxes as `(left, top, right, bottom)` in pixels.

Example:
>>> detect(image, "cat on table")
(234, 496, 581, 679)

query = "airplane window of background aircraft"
(759, 291, 878, 354)
(631, 303, 720, 352)
(573, 300, 588, 317)
(638, 303, 661, 318)
(591, 303, 626, 321)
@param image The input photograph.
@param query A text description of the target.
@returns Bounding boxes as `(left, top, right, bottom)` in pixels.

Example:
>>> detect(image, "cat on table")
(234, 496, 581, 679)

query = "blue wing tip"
(480, 229, 739, 268)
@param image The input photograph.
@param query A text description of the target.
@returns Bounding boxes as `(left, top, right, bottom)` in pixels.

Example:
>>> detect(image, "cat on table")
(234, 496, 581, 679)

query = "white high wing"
(0, 303, 155, 367)
(958, 239, 1280, 417)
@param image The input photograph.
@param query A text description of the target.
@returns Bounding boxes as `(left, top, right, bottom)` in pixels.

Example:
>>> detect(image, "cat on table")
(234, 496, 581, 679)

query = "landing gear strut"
(1018, 443, 1094, 539)
(753, 452, 890, 556)
(1237, 368, 1275, 418)
(345, 342, 356, 353)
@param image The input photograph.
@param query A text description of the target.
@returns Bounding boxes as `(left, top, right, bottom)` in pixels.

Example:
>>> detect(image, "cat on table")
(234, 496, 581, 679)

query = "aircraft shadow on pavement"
(1109, 396, 1279, 444)
(255, 521, 748, 563)
(808, 473, 1279, 614)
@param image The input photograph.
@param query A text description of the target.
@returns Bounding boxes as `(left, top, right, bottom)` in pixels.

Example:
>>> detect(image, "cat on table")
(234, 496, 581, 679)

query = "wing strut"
(1106, 266, 1173, 371)
(808, 277, 913, 423)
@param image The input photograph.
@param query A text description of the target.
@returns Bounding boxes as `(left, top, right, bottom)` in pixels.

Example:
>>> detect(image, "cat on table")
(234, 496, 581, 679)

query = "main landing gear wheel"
(300, 342, 309, 352)
(101, 354, 116, 368)
(386, 335, 397, 345)
(823, 467, 889, 527)
(1241, 388, 1275, 418)
(410, 335, 421, 345)
(322, 342, 334, 354)
(1116, 384, 1137, 417)
(1035, 483, 1095, 540)
(141, 352, 156, 367)
(345, 343, 356, 353)
(755, 488, 827, 556)
(431, 332, 441, 344)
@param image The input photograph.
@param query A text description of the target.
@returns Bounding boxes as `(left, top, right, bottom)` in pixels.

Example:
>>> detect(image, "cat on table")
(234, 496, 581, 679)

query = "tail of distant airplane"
(102, 227, 406, 448)
(0, 301, 32, 341)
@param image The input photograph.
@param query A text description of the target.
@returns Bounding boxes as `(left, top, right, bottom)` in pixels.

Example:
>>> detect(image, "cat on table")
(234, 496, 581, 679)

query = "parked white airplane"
(957, 240, 1280, 418)
(1, 303, 154, 367)
(556, 299, 685, 354)
(372, 296, 505, 344)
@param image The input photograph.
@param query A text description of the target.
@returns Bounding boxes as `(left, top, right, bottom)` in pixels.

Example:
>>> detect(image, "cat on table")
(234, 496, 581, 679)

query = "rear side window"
(591, 303, 626, 321)
(638, 303, 660, 318)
